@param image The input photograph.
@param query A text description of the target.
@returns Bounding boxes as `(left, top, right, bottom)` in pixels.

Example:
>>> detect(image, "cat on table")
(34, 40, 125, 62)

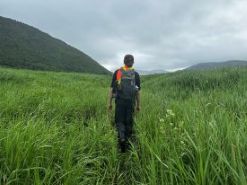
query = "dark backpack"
(116, 68, 137, 101)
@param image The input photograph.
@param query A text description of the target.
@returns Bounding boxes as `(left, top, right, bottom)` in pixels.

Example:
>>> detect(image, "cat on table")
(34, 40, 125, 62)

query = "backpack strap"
(116, 66, 135, 85)
(116, 68, 122, 85)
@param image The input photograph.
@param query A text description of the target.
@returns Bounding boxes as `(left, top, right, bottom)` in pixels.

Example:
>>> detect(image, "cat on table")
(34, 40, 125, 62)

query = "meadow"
(0, 66, 247, 185)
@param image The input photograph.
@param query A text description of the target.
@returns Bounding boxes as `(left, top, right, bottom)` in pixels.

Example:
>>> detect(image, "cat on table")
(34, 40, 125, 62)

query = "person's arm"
(135, 72, 141, 111)
(108, 87, 113, 111)
(108, 71, 117, 111)
(136, 90, 141, 111)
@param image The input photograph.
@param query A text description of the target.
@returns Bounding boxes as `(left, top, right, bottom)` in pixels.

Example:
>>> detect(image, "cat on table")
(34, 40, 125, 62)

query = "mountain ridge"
(0, 16, 110, 74)
(187, 60, 247, 70)
(136, 69, 167, 75)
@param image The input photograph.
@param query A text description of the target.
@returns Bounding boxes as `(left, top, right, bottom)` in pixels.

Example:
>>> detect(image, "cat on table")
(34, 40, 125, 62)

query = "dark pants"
(115, 99, 135, 152)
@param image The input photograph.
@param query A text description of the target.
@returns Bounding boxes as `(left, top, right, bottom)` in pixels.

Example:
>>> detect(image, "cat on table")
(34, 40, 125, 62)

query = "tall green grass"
(0, 67, 247, 184)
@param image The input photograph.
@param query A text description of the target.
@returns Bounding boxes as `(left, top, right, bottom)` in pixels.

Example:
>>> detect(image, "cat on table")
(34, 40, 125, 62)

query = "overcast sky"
(1, 0, 247, 71)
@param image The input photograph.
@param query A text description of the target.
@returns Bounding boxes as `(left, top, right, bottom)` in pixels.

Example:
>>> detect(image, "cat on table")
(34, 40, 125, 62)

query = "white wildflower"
(159, 118, 165, 122)
(167, 109, 175, 117)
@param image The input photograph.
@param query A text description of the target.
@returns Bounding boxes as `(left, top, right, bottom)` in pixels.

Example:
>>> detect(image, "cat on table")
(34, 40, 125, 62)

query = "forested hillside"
(0, 16, 110, 74)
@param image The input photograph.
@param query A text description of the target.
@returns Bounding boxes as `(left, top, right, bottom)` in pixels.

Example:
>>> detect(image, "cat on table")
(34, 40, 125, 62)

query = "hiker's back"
(116, 68, 137, 101)
(108, 54, 141, 153)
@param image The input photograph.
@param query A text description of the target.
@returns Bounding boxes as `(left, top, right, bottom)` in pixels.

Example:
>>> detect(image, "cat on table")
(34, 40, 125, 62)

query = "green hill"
(0, 16, 110, 74)
(187, 60, 247, 70)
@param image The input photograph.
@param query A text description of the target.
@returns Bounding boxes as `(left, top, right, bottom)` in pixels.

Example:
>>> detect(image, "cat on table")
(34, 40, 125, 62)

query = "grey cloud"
(1, 0, 247, 71)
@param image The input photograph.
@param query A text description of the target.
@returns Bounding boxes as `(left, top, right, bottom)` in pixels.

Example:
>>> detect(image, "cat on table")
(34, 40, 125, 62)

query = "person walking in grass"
(108, 54, 141, 153)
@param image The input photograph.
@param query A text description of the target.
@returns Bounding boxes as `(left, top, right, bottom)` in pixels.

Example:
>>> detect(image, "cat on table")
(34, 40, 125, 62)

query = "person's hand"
(108, 104, 113, 111)
(136, 106, 141, 112)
